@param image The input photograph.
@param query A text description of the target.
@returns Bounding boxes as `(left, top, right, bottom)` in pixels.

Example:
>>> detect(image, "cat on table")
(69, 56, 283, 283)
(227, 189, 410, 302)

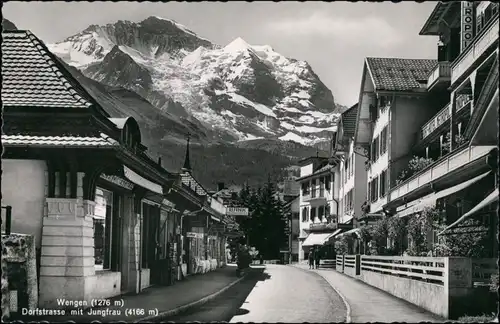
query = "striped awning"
(124, 166, 163, 195)
(302, 230, 341, 247)
(336, 228, 361, 239)
(439, 188, 499, 235)
(397, 172, 491, 218)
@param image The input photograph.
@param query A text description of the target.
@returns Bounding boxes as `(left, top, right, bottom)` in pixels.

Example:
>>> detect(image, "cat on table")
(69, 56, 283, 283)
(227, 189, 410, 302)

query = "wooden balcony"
(451, 16, 499, 86)
(388, 145, 496, 202)
(427, 61, 451, 91)
(420, 94, 472, 140)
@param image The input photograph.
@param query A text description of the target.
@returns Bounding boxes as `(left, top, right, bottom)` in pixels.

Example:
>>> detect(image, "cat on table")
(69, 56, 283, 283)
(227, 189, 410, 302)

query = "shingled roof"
(365, 58, 437, 92)
(340, 103, 358, 140)
(1, 30, 94, 108)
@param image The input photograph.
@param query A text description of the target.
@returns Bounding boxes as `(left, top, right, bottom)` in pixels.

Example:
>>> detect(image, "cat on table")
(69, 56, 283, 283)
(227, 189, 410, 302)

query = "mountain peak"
(224, 37, 252, 53)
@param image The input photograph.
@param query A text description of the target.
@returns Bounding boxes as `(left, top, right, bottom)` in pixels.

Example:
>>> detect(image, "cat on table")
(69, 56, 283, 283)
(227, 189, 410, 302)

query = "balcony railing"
(389, 145, 496, 202)
(303, 191, 327, 202)
(451, 16, 499, 86)
(427, 61, 451, 89)
(421, 103, 451, 139)
(420, 94, 472, 140)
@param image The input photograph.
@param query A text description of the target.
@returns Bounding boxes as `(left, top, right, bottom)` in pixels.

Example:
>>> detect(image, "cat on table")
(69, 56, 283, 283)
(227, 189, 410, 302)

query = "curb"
(291, 265, 352, 323)
(135, 272, 248, 323)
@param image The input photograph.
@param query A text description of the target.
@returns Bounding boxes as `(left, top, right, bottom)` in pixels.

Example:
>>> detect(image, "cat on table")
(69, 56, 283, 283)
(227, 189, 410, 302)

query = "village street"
(162, 264, 443, 323)
(164, 264, 347, 323)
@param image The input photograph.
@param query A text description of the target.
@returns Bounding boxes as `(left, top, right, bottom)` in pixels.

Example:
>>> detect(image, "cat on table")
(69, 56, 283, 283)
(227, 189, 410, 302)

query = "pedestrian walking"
(308, 248, 315, 269)
(314, 248, 321, 269)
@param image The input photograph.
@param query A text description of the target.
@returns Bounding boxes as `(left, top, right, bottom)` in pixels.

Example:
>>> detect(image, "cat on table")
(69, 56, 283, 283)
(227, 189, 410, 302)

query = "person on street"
(308, 248, 314, 269)
(314, 248, 321, 269)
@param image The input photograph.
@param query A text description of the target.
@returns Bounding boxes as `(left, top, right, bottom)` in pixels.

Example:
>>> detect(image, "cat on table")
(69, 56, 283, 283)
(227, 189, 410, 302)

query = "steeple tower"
(182, 133, 192, 172)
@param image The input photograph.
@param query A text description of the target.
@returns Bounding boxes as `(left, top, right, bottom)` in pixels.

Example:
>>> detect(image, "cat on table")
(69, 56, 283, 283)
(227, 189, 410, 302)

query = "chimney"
(217, 182, 225, 191)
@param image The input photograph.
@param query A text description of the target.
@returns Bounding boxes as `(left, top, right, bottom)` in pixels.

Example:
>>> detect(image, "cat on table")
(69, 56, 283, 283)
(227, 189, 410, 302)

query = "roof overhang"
(295, 167, 333, 183)
(419, 2, 459, 36)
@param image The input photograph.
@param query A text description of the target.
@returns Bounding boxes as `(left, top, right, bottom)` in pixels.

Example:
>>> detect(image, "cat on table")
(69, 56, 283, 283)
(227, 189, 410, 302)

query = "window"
(379, 170, 387, 197)
(94, 187, 113, 271)
(310, 207, 316, 221)
(371, 177, 379, 202)
(370, 140, 376, 162)
(380, 127, 388, 154)
(318, 206, 324, 222)
(302, 182, 310, 196)
(320, 177, 325, 197)
(325, 175, 331, 191)
(302, 207, 308, 222)
(374, 136, 380, 161)
(379, 96, 386, 108)
(346, 157, 351, 179)
(311, 179, 317, 198)
(325, 204, 330, 218)
(348, 190, 354, 210)
(344, 160, 349, 182)
(367, 180, 371, 202)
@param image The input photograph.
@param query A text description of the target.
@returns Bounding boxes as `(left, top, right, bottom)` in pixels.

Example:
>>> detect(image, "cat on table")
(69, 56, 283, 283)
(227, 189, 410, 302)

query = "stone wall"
(1, 233, 38, 321)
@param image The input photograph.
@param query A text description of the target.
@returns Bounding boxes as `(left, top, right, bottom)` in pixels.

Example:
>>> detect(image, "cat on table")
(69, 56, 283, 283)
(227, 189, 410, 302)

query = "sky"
(3, 1, 439, 107)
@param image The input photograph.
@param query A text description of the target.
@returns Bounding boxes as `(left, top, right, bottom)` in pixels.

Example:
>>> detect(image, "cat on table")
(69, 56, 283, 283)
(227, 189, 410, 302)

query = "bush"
(457, 313, 497, 323)
(334, 236, 349, 255)
(387, 217, 407, 255)
(371, 218, 389, 255)
(432, 218, 492, 258)
(490, 274, 499, 293)
(397, 156, 435, 185)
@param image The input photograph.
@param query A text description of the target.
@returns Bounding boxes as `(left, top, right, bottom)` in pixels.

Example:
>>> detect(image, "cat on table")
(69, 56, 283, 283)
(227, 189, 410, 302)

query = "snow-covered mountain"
(48, 16, 342, 146)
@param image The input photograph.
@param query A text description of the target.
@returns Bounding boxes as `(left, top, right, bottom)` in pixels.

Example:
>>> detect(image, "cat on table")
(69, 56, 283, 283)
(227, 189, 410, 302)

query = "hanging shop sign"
(186, 232, 204, 239)
(226, 207, 249, 216)
(460, 2, 474, 51)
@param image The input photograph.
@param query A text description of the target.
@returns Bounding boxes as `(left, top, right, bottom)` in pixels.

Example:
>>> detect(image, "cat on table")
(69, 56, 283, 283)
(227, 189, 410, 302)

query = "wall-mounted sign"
(186, 232, 204, 239)
(226, 207, 249, 216)
(100, 174, 134, 190)
(461, 2, 474, 51)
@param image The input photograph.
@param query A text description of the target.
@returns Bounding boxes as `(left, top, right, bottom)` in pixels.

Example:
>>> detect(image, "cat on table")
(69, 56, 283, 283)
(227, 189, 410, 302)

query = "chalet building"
(352, 1, 498, 253)
(296, 151, 345, 262)
(1, 28, 232, 311)
(284, 196, 300, 263)
(333, 104, 369, 252)
(175, 137, 230, 276)
(391, 1, 498, 250)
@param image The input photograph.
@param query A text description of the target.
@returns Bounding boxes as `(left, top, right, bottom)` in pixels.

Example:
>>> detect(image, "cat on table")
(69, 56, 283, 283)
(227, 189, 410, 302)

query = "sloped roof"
(365, 57, 437, 92)
(2, 30, 94, 108)
(341, 103, 358, 140)
(2, 133, 119, 148)
(181, 172, 208, 196)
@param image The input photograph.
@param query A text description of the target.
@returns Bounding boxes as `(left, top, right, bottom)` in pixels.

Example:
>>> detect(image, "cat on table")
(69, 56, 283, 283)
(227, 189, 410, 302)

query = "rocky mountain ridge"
(47, 16, 344, 146)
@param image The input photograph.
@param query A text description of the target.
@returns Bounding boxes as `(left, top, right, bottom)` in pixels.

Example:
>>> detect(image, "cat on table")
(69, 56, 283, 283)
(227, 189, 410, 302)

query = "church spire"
(182, 133, 192, 172)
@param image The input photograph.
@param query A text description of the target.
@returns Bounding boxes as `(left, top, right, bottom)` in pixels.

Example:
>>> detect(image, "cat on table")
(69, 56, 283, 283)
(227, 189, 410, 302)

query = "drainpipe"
(331, 198, 339, 222)
(138, 209, 143, 294)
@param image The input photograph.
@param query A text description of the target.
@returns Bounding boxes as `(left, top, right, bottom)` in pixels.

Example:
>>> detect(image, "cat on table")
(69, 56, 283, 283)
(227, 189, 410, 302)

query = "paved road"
(162, 265, 347, 323)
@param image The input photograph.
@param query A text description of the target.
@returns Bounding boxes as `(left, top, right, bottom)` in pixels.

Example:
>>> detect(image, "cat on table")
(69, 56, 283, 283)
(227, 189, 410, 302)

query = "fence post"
(342, 255, 345, 273)
(445, 257, 473, 319)
(355, 254, 361, 276)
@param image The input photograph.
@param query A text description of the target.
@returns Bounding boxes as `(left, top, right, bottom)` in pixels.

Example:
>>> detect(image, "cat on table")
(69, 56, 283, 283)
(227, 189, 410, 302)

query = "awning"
(397, 172, 491, 218)
(302, 230, 340, 247)
(124, 166, 163, 195)
(336, 228, 361, 239)
(342, 216, 353, 224)
(439, 188, 499, 235)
